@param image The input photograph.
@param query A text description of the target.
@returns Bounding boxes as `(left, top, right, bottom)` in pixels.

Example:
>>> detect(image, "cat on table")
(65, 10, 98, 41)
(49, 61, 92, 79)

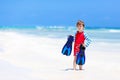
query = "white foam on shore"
(0, 31, 120, 80)
(109, 29, 120, 33)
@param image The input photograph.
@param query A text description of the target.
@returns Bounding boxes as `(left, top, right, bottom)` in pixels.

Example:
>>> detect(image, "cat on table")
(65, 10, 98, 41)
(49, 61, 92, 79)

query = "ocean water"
(0, 26, 120, 43)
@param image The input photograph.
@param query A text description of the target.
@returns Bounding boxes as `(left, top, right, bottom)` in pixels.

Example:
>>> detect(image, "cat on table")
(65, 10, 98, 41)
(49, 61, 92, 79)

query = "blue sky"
(0, 0, 120, 28)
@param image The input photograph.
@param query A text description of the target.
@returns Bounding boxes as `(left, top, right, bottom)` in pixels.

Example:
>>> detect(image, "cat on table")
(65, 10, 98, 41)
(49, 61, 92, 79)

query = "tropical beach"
(0, 0, 120, 80)
(0, 27, 120, 80)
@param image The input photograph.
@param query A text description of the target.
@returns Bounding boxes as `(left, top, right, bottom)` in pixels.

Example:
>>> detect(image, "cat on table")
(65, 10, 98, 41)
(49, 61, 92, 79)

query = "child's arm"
(84, 33, 92, 47)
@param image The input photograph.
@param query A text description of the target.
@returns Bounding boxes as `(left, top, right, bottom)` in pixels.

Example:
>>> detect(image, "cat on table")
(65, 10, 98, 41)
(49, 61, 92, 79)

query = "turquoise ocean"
(0, 26, 120, 43)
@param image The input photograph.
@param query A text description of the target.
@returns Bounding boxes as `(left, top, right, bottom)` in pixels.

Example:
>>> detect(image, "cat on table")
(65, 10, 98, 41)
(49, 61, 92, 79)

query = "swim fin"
(76, 44, 86, 65)
(61, 35, 74, 56)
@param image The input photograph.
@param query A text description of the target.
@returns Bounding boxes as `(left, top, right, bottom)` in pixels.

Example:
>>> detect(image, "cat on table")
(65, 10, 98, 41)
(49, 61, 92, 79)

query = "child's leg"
(73, 56, 77, 70)
(79, 65, 82, 70)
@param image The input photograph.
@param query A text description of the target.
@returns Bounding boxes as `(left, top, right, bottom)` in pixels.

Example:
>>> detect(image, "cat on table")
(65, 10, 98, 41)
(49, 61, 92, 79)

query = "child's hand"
(67, 35, 74, 42)
(82, 44, 86, 47)
(79, 44, 86, 50)
(68, 35, 73, 37)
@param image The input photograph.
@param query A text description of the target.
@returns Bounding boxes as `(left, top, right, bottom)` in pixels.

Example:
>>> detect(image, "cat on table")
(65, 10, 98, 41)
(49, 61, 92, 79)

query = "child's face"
(77, 24, 84, 32)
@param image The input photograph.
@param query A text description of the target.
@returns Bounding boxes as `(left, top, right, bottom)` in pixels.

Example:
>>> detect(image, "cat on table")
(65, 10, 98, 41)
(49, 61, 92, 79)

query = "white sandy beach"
(0, 31, 120, 80)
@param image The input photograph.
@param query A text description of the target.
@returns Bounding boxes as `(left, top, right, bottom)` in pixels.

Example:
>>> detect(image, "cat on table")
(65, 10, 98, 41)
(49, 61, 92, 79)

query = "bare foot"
(79, 68, 83, 70)
(73, 68, 77, 71)
(79, 68, 85, 71)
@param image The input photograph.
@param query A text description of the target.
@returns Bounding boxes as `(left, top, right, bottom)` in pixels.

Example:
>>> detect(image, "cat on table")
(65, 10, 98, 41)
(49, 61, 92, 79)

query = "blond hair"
(76, 20, 85, 27)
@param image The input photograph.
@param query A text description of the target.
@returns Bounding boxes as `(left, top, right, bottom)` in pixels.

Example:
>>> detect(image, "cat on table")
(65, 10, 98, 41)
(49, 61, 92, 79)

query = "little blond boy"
(73, 20, 91, 70)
